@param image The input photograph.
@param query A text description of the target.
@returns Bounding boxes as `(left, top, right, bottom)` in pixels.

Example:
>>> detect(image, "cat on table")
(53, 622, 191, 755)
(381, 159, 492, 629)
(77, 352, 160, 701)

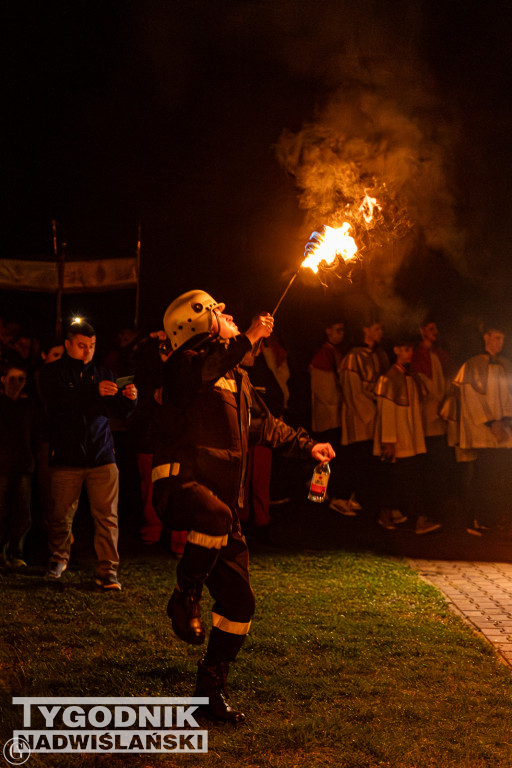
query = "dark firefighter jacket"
(39, 352, 137, 467)
(152, 333, 315, 510)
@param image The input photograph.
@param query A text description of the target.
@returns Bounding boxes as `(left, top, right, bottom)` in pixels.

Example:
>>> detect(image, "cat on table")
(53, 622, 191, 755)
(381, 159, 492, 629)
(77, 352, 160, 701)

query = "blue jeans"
(0, 473, 32, 558)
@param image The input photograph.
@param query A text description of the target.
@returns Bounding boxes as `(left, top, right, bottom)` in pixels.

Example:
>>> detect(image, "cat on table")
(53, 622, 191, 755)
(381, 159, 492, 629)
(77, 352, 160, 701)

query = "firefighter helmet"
(163, 290, 225, 351)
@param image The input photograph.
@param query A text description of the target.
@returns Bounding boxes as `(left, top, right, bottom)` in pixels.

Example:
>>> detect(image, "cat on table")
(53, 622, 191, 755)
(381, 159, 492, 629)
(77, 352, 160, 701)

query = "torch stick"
(269, 268, 300, 317)
(253, 222, 358, 354)
(254, 268, 300, 355)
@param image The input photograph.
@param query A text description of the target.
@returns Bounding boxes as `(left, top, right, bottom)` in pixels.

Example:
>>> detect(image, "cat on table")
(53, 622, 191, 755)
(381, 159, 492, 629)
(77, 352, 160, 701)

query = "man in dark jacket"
(39, 319, 137, 589)
(152, 290, 335, 724)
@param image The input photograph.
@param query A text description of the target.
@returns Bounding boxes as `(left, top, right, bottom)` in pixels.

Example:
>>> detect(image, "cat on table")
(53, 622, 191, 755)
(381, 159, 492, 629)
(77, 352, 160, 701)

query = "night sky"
(3, 0, 512, 360)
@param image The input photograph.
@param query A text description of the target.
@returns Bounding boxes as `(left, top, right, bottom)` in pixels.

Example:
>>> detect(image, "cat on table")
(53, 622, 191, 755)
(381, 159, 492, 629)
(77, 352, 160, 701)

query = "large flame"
(302, 223, 357, 273)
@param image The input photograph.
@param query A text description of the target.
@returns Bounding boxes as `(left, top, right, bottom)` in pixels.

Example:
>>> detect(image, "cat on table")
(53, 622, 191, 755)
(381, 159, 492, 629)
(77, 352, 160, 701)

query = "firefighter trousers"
(155, 477, 255, 663)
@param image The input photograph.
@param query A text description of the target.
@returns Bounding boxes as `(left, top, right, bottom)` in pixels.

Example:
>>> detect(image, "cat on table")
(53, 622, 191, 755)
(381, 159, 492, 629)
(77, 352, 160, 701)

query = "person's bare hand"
(122, 383, 138, 400)
(245, 314, 274, 346)
(381, 442, 396, 460)
(311, 442, 336, 463)
(490, 420, 509, 444)
(99, 380, 118, 397)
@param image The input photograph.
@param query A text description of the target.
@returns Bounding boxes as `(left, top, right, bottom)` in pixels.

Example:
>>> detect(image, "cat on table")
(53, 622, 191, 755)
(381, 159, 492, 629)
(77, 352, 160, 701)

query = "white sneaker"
(329, 498, 358, 516)
(46, 561, 67, 579)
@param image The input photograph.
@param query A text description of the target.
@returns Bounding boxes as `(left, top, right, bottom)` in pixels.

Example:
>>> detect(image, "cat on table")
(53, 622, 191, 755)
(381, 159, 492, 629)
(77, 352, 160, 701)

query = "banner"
(0, 258, 138, 292)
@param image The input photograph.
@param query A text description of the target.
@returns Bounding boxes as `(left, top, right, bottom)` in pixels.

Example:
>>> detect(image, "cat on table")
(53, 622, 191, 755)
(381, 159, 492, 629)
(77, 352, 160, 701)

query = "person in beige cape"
(309, 320, 346, 509)
(335, 320, 388, 518)
(450, 323, 512, 535)
(373, 338, 442, 534)
(410, 320, 453, 525)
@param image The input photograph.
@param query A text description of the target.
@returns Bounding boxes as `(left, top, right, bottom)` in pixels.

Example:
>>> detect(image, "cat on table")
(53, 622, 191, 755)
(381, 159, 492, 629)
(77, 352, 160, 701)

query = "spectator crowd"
(1, 303, 511, 587)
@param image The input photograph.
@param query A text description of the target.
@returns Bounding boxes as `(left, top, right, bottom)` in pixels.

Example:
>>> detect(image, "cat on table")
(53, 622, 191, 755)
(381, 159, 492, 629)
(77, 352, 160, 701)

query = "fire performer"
(151, 289, 335, 724)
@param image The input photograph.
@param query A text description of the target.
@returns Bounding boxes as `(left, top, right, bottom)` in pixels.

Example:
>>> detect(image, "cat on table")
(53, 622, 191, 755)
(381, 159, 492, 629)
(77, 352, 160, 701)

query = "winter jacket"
(39, 352, 137, 467)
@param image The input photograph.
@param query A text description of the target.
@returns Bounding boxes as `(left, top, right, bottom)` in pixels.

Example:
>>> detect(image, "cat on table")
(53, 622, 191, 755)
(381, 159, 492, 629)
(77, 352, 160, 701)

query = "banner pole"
(135, 222, 141, 329)
(52, 219, 64, 337)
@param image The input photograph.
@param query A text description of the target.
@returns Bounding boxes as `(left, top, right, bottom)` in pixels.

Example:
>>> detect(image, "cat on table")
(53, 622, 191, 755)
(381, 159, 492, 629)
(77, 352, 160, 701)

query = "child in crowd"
(373, 338, 442, 534)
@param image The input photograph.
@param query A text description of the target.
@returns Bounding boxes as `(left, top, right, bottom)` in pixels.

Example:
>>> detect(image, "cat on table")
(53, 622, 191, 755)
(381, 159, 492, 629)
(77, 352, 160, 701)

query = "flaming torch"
(253, 223, 359, 355)
(269, 222, 359, 317)
(255, 193, 380, 354)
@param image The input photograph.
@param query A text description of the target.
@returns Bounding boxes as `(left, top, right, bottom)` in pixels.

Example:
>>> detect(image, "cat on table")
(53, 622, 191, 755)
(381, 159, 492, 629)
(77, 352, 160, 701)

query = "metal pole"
(52, 219, 64, 337)
(134, 222, 141, 329)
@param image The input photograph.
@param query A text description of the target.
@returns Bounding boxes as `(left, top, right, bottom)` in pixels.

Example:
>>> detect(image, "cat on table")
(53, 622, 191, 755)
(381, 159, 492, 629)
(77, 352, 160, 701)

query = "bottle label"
(308, 462, 330, 502)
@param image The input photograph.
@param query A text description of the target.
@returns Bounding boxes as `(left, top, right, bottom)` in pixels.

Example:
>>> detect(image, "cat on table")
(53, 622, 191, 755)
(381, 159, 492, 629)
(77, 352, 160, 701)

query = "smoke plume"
(271, 0, 466, 327)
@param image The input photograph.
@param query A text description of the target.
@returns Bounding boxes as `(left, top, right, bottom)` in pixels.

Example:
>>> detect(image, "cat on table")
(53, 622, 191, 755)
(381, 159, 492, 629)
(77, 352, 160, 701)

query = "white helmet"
(163, 290, 225, 351)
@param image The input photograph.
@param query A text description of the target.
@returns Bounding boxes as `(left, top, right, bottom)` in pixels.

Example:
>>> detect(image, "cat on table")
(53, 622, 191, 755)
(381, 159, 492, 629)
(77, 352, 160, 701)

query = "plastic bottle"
(308, 462, 331, 503)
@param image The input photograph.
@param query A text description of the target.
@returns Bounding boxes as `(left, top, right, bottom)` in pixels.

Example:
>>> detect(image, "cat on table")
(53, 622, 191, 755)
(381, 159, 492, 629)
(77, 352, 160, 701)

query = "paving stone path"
(409, 559, 512, 668)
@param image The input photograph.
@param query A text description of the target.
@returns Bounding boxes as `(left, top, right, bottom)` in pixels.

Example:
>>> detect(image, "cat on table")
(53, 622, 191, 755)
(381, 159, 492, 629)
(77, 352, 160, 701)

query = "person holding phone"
(39, 318, 137, 589)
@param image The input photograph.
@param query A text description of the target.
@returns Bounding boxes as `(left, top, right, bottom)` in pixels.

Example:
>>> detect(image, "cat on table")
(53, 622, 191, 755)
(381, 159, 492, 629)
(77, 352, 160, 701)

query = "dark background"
(3, 0, 512, 364)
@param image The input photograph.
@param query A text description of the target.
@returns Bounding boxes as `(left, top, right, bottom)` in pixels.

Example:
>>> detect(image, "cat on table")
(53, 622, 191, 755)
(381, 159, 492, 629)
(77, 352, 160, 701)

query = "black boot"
(194, 658, 246, 725)
(167, 586, 205, 645)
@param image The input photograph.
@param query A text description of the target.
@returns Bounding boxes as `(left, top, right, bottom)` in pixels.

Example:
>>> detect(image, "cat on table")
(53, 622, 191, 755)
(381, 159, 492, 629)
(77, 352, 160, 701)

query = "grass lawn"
(1, 546, 512, 767)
